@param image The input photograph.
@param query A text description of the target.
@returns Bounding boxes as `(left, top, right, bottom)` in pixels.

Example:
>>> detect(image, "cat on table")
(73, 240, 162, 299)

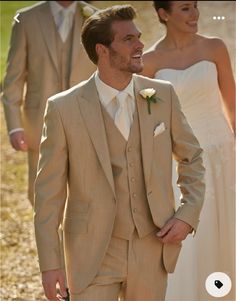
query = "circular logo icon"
(205, 272, 232, 297)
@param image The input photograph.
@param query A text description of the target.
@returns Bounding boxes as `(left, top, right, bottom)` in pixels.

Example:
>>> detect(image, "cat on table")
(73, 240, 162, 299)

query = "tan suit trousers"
(70, 230, 167, 301)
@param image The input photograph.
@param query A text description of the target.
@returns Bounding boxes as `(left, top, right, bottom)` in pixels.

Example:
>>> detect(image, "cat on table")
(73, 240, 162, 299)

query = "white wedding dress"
(155, 60, 235, 301)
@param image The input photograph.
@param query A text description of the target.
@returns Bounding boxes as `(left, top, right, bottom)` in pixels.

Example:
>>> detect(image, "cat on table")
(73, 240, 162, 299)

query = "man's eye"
(124, 37, 132, 41)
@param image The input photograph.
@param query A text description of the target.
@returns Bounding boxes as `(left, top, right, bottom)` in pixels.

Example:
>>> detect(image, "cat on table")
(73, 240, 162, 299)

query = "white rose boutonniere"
(139, 88, 162, 114)
(82, 6, 95, 18)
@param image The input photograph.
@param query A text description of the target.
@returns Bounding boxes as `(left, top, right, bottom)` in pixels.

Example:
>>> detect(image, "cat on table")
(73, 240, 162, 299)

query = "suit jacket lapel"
(37, 2, 59, 74)
(78, 75, 116, 197)
(134, 77, 154, 189)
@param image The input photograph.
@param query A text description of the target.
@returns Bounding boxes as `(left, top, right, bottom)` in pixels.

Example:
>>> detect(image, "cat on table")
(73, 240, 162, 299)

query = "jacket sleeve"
(34, 99, 68, 272)
(170, 85, 205, 231)
(1, 13, 27, 132)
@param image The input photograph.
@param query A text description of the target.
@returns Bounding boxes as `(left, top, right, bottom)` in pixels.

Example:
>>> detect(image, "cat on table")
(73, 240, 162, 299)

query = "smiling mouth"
(132, 54, 142, 59)
(187, 21, 198, 26)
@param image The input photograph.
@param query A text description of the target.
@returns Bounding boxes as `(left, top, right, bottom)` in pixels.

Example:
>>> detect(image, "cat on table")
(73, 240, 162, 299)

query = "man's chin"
(130, 64, 144, 74)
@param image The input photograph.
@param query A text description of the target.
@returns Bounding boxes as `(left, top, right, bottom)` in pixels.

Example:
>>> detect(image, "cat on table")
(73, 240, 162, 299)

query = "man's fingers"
(161, 229, 178, 244)
(156, 218, 193, 244)
(156, 220, 174, 238)
(42, 281, 58, 300)
(15, 140, 28, 151)
(42, 270, 65, 301)
(10, 131, 28, 151)
(18, 140, 28, 151)
(58, 273, 67, 298)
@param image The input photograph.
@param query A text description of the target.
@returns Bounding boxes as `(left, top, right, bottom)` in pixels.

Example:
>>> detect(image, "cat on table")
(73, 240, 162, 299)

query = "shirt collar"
(95, 72, 134, 108)
(50, 1, 77, 18)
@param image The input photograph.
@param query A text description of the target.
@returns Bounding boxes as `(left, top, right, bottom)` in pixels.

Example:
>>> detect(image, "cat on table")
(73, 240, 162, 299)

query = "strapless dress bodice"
(155, 60, 233, 147)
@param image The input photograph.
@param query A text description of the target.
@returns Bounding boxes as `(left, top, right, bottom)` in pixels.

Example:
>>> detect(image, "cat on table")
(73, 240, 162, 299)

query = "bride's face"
(165, 1, 199, 34)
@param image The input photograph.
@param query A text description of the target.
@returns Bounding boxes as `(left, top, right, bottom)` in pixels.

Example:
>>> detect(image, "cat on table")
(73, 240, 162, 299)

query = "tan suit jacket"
(1, 1, 96, 150)
(34, 74, 205, 293)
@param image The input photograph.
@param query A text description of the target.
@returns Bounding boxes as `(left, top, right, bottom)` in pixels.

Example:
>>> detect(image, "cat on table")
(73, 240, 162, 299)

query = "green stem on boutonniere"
(147, 99, 151, 114)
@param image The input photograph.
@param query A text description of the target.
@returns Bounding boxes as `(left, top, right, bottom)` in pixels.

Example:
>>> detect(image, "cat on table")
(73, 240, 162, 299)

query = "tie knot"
(116, 91, 128, 108)
(58, 8, 73, 42)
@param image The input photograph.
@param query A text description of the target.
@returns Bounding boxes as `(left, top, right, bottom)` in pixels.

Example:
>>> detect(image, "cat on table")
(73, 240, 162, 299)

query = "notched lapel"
(36, 2, 59, 74)
(77, 76, 116, 197)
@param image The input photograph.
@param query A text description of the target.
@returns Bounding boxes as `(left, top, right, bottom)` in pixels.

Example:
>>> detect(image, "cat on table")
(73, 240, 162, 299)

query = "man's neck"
(56, 1, 74, 8)
(98, 69, 133, 91)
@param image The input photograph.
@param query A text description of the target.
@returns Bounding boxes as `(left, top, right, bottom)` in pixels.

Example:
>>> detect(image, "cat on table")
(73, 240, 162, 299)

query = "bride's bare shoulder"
(196, 34, 229, 62)
(197, 34, 227, 51)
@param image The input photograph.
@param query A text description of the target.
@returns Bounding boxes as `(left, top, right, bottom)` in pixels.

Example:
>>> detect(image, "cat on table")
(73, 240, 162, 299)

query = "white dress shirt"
(94, 72, 135, 122)
(50, 1, 77, 42)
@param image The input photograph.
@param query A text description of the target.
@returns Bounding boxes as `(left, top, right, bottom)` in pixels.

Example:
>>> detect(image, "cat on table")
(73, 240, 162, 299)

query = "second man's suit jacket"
(1, 1, 96, 150)
(34, 74, 205, 294)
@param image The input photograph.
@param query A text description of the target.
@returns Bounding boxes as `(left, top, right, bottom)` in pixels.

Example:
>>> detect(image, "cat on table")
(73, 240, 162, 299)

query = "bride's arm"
(213, 38, 235, 134)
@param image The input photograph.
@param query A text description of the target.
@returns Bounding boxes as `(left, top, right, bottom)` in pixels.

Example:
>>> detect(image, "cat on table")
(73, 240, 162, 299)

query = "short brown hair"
(81, 5, 137, 64)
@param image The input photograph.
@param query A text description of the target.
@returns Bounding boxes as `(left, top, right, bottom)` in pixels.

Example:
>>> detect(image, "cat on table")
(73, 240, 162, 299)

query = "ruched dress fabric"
(155, 60, 235, 301)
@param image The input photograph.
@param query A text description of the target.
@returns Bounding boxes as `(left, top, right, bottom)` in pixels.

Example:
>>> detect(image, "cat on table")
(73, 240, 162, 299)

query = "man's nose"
(136, 39, 144, 50)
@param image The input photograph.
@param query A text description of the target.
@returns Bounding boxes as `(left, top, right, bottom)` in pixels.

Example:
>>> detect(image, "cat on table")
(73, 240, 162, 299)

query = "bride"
(141, 1, 235, 301)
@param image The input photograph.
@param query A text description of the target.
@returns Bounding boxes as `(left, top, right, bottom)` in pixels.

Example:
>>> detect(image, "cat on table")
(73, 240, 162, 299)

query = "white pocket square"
(154, 122, 166, 137)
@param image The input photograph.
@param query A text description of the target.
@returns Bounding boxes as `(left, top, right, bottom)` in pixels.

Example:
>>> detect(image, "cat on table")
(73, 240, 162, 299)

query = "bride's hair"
(153, 1, 172, 24)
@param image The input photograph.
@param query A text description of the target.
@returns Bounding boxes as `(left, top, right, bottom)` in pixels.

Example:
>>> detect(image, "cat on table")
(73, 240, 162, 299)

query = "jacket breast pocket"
(154, 128, 167, 139)
(153, 129, 169, 145)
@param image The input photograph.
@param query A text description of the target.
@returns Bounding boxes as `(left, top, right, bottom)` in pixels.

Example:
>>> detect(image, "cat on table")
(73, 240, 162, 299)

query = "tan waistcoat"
(102, 106, 156, 239)
(55, 20, 74, 91)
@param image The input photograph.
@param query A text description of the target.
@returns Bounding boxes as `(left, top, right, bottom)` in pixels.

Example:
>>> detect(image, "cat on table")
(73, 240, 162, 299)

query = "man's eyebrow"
(179, 2, 197, 8)
(123, 32, 142, 39)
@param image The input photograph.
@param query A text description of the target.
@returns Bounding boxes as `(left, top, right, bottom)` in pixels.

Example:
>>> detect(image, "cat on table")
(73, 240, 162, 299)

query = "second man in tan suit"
(34, 4, 205, 301)
(1, 1, 97, 204)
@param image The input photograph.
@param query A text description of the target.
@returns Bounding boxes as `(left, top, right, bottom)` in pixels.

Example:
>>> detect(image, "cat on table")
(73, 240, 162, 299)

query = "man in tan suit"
(1, 1, 96, 204)
(34, 5, 205, 301)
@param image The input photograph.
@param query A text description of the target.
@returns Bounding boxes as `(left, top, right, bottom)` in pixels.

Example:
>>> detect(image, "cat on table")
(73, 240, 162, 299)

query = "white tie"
(58, 9, 72, 42)
(114, 92, 130, 140)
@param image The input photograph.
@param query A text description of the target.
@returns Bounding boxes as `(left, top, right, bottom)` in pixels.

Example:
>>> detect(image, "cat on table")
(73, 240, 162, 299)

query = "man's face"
(107, 20, 144, 74)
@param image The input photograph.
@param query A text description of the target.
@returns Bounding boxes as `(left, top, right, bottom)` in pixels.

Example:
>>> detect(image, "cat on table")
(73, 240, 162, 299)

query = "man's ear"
(96, 43, 109, 60)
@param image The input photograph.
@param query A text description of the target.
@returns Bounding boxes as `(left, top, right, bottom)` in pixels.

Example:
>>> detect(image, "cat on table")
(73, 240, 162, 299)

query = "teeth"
(188, 21, 197, 25)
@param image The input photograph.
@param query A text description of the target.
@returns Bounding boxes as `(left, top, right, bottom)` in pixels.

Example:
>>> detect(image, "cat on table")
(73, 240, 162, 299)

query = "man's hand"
(10, 131, 28, 151)
(42, 269, 67, 301)
(156, 218, 192, 244)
